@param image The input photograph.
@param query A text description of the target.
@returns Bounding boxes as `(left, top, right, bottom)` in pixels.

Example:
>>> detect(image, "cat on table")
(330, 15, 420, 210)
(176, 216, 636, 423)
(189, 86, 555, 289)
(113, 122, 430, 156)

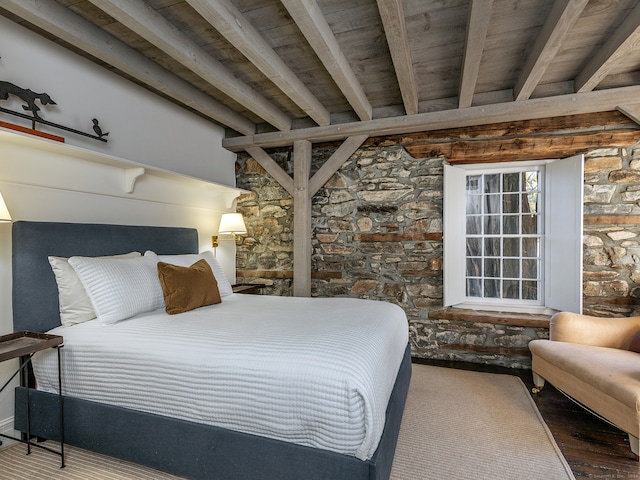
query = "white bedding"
(33, 293, 408, 460)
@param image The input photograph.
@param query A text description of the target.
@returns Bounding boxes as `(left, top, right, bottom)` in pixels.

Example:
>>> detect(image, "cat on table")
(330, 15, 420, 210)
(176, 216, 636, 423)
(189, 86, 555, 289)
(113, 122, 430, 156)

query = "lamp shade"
(0, 192, 12, 223)
(218, 213, 247, 235)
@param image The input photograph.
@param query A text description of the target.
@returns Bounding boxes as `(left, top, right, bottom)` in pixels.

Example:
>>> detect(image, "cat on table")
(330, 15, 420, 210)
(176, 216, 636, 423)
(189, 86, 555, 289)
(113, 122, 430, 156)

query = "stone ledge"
(237, 269, 293, 279)
(428, 308, 551, 328)
(353, 232, 443, 242)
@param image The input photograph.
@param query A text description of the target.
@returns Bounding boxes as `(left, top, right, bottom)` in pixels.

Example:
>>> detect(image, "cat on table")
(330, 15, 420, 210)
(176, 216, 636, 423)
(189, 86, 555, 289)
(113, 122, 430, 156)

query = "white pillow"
(145, 250, 233, 297)
(68, 255, 164, 325)
(48, 252, 141, 326)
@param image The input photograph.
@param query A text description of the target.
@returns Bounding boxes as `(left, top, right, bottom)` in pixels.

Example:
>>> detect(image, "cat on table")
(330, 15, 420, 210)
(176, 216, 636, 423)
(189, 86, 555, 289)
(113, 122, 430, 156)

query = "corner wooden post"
(293, 140, 312, 296)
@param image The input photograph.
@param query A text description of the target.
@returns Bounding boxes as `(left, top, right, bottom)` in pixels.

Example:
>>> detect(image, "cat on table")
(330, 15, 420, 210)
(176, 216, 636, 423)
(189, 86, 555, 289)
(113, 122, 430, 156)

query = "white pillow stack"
(48, 252, 141, 326)
(68, 255, 164, 326)
(49, 249, 232, 326)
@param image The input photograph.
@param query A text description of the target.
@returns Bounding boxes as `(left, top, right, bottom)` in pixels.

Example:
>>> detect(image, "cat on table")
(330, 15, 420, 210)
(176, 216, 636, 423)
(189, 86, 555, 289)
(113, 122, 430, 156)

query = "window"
(465, 168, 542, 305)
(444, 155, 583, 314)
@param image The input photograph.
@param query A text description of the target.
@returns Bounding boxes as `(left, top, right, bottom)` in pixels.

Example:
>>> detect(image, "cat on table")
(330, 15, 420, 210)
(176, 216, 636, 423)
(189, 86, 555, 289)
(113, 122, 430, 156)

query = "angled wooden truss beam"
(616, 104, 640, 127)
(244, 146, 295, 196)
(308, 134, 368, 196)
(186, 0, 330, 127)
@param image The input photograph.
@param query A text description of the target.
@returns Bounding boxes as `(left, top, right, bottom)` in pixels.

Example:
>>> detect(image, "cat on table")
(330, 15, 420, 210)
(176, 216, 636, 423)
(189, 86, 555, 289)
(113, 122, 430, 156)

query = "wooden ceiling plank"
(186, 0, 330, 126)
(575, 1, 640, 93)
(309, 134, 368, 196)
(222, 84, 640, 151)
(244, 146, 294, 196)
(86, 0, 291, 131)
(1, 0, 256, 135)
(281, 0, 372, 121)
(376, 0, 418, 115)
(514, 0, 588, 101)
(458, 0, 493, 108)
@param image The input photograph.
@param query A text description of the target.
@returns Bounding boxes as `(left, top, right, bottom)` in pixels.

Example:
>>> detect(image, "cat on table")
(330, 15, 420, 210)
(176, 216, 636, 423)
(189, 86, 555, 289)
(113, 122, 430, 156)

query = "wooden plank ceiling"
(2, 0, 640, 152)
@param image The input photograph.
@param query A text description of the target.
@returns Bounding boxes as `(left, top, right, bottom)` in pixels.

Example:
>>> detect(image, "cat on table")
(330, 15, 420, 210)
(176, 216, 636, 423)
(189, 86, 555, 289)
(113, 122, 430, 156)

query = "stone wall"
(583, 146, 640, 317)
(235, 141, 640, 369)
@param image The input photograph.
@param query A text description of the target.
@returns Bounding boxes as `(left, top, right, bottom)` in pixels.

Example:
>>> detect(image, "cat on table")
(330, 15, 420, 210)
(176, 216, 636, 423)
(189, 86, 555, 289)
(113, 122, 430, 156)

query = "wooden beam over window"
(1, 0, 256, 135)
(376, 0, 419, 115)
(459, 0, 493, 108)
(514, 0, 588, 101)
(575, 1, 640, 93)
(223, 84, 640, 151)
(186, 0, 330, 126)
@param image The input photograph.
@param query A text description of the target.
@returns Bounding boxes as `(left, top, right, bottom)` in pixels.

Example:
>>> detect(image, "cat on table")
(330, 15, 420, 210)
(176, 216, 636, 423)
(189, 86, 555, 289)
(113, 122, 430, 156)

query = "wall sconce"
(218, 213, 247, 238)
(0, 192, 12, 223)
(212, 213, 247, 249)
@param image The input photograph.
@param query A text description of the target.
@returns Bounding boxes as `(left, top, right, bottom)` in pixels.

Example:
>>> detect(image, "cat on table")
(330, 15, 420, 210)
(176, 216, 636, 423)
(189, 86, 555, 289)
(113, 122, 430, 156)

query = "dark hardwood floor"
(413, 358, 640, 479)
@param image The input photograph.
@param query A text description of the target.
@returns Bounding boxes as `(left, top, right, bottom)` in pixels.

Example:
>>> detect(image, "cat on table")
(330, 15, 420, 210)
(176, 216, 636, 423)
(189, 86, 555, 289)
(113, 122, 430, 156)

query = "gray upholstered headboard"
(12, 221, 199, 333)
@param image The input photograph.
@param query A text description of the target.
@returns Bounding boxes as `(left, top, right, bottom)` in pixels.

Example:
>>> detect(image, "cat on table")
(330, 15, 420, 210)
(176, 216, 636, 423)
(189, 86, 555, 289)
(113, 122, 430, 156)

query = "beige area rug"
(390, 364, 575, 480)
(0, 365, 574, 480)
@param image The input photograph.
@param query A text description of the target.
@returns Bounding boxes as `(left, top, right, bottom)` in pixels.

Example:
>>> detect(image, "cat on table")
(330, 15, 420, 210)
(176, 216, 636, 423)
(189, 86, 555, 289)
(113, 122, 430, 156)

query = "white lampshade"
(0, 192, 12, 223)
(218, 213, 247, 235)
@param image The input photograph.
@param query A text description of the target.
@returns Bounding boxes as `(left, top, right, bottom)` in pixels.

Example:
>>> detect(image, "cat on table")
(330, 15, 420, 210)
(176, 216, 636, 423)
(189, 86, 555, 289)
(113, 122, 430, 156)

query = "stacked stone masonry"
(235, 141, 640, 369)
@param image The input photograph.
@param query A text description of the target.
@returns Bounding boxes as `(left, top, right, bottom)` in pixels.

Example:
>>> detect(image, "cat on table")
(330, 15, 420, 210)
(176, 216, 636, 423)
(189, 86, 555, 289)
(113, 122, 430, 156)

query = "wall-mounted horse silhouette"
(0, 81, 56, 119)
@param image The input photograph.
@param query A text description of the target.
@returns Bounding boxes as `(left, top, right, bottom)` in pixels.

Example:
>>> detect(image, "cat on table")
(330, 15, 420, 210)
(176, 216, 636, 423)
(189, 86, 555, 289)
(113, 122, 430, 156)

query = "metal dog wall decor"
(0, 80, 109, 142)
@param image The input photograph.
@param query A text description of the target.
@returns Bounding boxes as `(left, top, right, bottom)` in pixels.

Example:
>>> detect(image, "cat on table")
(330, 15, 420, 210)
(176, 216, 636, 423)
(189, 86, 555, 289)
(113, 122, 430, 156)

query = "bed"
(11, 220, 412, 480)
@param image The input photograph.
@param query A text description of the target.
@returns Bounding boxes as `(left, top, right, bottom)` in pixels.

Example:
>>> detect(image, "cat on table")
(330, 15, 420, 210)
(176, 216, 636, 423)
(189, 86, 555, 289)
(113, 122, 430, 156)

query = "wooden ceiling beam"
(87, 0, 291, 131)
(222, 84, 640, 151)
(575, 1, 640, 93)
(186, 0, 330, 127)
(376, 0, 419, 115)
(282, 0, 371, 122)
(458, 0, 493, 108)
(514, 0, 588, 101)
(1, 0, 256, 135)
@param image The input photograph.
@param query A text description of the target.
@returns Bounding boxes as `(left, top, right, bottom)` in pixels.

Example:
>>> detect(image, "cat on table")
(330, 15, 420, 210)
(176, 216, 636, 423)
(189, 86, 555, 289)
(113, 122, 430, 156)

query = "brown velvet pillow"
(157, 259, 221, 315)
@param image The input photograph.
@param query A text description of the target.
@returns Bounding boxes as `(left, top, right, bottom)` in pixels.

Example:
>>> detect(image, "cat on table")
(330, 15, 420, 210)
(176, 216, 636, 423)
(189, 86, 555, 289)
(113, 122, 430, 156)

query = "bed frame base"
(15, 346, 411, 480)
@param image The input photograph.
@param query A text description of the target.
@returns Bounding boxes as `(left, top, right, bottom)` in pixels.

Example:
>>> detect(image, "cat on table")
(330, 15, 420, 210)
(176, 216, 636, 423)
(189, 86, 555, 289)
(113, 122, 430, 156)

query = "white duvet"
(33, 294, 408, 460)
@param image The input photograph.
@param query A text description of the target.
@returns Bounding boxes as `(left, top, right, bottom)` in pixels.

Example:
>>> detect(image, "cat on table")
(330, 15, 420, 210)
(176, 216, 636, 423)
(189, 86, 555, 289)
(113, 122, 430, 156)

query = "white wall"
(0, 15, 241, 444)
(0, 15, 236, 186)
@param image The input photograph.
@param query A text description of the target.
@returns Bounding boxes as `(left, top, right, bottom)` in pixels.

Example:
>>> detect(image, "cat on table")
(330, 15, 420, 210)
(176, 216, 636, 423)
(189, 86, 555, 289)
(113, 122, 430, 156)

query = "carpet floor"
(0, 364, 574, 480)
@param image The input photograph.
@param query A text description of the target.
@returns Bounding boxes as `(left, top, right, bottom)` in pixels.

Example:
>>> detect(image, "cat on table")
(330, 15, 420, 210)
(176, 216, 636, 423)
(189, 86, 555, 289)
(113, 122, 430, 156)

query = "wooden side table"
(0, 331, 65, 467)
(232, 283, 265, 295)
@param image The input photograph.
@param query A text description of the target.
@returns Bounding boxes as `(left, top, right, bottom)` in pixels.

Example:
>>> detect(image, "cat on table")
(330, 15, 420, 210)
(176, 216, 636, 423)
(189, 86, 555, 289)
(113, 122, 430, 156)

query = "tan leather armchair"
(529, 312, 640, 457)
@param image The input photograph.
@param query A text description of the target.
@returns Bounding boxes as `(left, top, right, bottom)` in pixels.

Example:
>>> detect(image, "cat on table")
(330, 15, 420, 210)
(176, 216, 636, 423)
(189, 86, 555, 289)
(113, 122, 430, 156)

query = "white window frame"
(443, 155, 584, 315)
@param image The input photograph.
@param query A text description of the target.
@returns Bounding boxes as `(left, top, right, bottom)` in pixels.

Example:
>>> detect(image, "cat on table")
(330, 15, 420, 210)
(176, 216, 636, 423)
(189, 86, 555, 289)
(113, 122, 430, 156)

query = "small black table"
(0, 331, 64, 467)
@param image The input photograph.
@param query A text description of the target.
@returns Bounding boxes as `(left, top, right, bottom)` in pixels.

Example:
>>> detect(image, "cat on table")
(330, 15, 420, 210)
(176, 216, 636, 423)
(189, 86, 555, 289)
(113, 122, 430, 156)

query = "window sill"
(428, 307, 551, 328)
